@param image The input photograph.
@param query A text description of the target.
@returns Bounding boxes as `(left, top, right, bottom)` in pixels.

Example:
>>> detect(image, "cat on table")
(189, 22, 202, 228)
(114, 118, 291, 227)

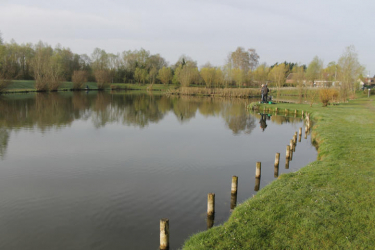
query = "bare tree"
(157, 67, 172, 85)
(292, 65, 306, 103)
(72, 70, 88, 89)
(269, 63, 287, 98)
(31, 42, 53, 91)
(174, 61, 199, 87)
(306, 56, 323, 86)
(148, 66, 158, 87)
(252, 63, 269, 86)
(200, 63, 216, 88)
(337, 45, 364, 101)
(94, 69, 111, 89)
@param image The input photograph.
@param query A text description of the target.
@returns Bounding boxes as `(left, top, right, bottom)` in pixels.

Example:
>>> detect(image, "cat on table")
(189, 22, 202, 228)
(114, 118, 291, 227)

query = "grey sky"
(1, 0, 374, 74)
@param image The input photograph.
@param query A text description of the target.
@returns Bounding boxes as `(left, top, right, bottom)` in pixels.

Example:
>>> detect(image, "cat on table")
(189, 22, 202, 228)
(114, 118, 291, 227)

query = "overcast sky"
(1, 0, 374, 75)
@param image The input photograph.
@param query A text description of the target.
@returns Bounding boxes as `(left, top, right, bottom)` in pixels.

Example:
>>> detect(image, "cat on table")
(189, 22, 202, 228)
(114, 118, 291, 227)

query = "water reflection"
(254, 177, 261, 191)
(230, 193, 237, 210)
(0, 128, 9, 159)
(207, 214, 215, 230)
(259, 113, 268, 131)
(0, 92, 317, 249)
(0, 92, 305, 159)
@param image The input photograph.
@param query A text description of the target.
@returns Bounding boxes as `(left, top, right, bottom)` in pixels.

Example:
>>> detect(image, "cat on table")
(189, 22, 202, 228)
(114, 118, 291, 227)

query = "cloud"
(0, 0, 374, 71)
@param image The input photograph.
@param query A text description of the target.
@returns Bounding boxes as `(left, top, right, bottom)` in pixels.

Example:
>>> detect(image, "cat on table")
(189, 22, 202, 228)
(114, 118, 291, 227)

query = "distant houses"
(285, 73, 340, 87)
(359, 77, 375, 88)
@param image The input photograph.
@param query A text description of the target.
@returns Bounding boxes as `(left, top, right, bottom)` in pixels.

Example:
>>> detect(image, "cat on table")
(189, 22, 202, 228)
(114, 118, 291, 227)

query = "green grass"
(183, 96, 375, 249)
(2, 80, 98, 92)
(2, 80, 175, 93)
(110, 83, 175, 91)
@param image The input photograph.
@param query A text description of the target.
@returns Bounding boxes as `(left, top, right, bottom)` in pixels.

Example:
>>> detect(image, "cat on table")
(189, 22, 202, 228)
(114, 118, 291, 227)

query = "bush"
(319, 88, 338, 107)
(94, 70, 111, 89)
(72, 70, 88, 90)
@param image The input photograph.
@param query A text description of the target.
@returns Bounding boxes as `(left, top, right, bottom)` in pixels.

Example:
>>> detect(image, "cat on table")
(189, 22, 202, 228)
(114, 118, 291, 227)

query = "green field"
(2, 80, 98, 92)
(183, 95, 375, 249)
(1, 80, 176, 93)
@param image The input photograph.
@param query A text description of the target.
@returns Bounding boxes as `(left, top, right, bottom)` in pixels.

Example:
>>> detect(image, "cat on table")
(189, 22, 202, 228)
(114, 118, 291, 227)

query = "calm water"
(0, 92, 317, 250)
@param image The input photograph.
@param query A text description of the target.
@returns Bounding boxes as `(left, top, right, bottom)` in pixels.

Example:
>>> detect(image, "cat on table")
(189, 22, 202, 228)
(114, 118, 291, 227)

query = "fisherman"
(260, 84, 265, 103)
(264, 83, 269, 103)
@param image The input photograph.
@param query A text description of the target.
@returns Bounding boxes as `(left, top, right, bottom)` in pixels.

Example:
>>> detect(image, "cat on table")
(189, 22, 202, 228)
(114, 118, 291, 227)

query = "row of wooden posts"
(160, 111, 312, 250)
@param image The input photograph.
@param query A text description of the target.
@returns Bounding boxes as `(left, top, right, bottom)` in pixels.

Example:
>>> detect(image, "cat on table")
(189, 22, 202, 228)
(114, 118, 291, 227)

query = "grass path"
(183, 97, 375, 249)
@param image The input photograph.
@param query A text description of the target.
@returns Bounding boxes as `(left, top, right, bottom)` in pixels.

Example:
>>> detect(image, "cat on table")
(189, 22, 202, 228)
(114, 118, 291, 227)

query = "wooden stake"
(207, 193, 215, 216)
(274, 153, 280, 178)
(285, 158, 290, 169)
(289, 140, 293, 160)
(160, 219, 169, 250)
(231, 176, 238, 194)
(286, 145, 290, 159)
(255, 162, 261, 178)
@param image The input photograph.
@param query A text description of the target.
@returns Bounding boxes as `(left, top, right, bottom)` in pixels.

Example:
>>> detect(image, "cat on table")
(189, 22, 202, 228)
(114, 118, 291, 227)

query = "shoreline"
(183, 95, 375, 249)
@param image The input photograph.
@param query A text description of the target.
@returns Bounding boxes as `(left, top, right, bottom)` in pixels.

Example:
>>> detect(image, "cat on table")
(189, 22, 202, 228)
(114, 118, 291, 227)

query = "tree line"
(0, 32, 365, 98)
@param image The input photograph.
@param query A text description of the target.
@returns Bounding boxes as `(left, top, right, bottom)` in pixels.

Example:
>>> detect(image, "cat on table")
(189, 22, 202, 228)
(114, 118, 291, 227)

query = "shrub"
(94, 70, 111, 89)
(319, 88, 338, 107)
(72, 70, 88, 90)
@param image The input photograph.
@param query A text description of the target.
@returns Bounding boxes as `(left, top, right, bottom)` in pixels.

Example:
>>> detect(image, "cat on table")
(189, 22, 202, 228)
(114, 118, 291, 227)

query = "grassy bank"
(110, 83, 174, 91)
(2, 80, 99, 93)
(0, 82, 322, 102)
(168, 87, 261, 98)
(183, 96, 375, 249)
(1, 80, 175, 93)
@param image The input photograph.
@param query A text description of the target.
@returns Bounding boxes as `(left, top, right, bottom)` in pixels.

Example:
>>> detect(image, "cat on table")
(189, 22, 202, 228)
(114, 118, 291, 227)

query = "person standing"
(260, 84, 266, 103)
(264, 84, 269, 103)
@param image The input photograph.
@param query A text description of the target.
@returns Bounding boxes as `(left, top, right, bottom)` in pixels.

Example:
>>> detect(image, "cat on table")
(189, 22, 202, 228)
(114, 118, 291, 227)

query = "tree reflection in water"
(0, 92, 303, 158)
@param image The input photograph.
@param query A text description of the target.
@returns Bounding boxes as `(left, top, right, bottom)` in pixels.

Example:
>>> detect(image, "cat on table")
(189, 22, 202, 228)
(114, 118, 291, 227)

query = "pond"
(0, 91, 317, 250)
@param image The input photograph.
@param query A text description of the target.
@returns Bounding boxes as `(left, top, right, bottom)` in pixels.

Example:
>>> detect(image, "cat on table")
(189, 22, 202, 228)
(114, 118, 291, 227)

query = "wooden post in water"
(299, 128, 302, 142)
(285, 158, 290, 169)
(256, 162, 261, 178)
(254, 177, 260, 191)
(289, 140, 293, 160)
(207, 214, 214, 229)
(160, 219, 169, 250)
(231, 176, 238, 194)
(230, 193, 237, 210)
(306, 113, 311, 130)
(305, 127, 308, 139)
(286, 145, 290, 159)
(207, 193, 215, 216)
(295, 109, 297, 115)
(293, 134, 297, 150)
(274, 153, 280, 178)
